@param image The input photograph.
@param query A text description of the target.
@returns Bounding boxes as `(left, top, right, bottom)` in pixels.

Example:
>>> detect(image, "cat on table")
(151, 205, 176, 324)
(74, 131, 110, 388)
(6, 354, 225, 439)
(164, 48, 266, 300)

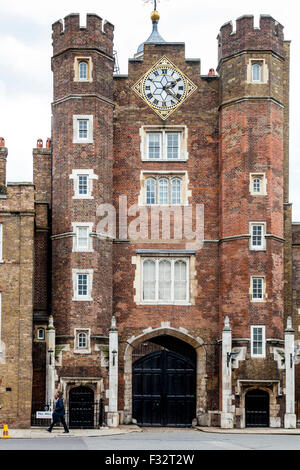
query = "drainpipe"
(284, 316, 296, 428)
(107, 316, 119, 427)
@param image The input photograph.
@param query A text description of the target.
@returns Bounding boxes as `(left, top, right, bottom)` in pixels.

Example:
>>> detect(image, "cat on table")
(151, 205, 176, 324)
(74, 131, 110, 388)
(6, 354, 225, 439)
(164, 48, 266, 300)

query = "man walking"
(47, 392, 69, 433)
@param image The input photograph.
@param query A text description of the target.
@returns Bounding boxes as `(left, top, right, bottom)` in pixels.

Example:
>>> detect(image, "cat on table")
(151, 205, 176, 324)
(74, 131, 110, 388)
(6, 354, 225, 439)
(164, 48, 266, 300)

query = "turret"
(51, 13, 114, 356)
(218, 14, 289, 338)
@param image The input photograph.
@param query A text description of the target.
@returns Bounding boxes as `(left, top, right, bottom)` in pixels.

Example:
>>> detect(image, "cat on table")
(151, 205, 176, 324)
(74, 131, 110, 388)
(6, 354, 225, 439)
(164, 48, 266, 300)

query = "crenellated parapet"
(52, 13, 114, 57)
(218, 15, 284, 62)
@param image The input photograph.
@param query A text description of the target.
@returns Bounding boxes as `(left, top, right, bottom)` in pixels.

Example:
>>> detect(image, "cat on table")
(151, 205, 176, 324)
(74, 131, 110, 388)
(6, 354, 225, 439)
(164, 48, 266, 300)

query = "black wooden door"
(132, 349, 196, 427)
(245, 389, 269, 427)
(69, 386, 94, 428)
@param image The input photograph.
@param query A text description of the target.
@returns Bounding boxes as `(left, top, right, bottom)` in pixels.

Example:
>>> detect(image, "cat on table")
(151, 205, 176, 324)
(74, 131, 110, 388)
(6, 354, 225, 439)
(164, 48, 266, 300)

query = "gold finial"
(151, 10, 160, 21)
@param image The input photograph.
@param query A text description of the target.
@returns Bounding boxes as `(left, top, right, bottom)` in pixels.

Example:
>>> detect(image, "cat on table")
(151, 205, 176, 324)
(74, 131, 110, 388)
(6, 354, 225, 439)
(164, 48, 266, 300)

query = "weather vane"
(143, 0, 159, 9)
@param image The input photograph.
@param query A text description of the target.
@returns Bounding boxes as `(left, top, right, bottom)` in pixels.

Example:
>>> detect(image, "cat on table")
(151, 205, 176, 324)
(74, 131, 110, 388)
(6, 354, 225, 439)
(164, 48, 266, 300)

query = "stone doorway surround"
(235, 380, 282, 428)
(122, 325, 207, 425)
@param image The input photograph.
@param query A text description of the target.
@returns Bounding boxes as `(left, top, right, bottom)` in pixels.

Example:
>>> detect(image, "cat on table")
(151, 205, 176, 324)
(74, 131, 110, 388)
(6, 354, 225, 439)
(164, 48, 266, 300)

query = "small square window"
(70, 169, 98, 200)
(74, 57, 93, 82)
(247, 59, 268, 84)
(37, 328, 45, 340)
(74, 328, 91, 354)
(78, 120, 88, 139)
(72, 269, 93, 301)
(250, 173, 267, 196)
(72, 223, 93, 252)
(73, 115, 93, 144)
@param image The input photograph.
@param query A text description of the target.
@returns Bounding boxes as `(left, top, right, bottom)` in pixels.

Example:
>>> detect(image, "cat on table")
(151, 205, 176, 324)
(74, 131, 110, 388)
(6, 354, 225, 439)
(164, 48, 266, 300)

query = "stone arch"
(240, 384, 280, 428)
(123, 326, 207, 425)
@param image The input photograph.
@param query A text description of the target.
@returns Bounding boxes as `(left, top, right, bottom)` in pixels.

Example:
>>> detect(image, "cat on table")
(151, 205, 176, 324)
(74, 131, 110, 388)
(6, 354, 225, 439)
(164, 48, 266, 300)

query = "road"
(1, 427, 300, 451)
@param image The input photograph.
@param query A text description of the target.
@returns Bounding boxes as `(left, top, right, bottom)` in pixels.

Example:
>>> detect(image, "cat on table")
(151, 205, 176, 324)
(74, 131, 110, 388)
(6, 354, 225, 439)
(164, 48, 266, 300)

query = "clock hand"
(164, 81, 177, 90)
(165, 88, 178, 100)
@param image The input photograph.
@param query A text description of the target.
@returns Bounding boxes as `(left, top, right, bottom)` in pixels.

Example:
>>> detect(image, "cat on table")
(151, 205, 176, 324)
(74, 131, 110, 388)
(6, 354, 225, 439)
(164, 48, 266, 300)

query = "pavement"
(1, 424, 300, 438)
(0, 424, 142, 439)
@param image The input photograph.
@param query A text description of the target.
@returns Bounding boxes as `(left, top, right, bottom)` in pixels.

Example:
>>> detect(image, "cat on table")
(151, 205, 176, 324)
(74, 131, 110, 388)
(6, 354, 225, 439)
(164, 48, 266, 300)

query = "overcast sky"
(0, 0, 299, 219)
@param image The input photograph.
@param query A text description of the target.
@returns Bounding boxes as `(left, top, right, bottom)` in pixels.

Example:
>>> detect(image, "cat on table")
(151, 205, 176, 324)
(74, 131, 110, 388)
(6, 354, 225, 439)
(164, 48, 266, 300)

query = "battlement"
(52, 13, 114, 57)
(218, 15, 284, 62)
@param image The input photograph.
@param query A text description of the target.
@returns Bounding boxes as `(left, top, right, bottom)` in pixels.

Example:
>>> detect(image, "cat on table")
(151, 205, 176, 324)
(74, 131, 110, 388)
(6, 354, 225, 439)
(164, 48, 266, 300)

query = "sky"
(0, 0, 299, 219)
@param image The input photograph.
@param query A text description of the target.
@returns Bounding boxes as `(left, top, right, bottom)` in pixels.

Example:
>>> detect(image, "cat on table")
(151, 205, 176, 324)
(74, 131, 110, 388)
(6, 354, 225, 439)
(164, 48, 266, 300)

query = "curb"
(196, 426, 300, 435)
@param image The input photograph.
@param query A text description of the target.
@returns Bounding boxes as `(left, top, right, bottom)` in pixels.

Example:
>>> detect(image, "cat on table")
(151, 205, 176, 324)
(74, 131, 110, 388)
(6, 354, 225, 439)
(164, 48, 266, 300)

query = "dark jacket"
(53, 397, 65, 417)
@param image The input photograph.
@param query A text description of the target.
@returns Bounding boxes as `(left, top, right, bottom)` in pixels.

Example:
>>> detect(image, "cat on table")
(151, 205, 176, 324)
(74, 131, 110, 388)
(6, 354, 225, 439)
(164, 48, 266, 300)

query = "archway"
(245, 389, 269, 427)
(68, 386, 94, 429)
(123, 327, 206, 425)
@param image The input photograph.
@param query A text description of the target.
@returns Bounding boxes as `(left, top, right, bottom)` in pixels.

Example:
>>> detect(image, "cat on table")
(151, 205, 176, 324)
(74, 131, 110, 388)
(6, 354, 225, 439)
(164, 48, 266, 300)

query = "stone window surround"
(132, 252, 197, 306)
(72, 222, 94, 252)
(74, 328, 91, 354)
(0, 223, 2, 262)
(73, 56, 93, 82)
(73, 115, 94, 144)
(138, 170, 191, 206)
(247, 58, 269, 84)
(69, 169, 98, 199)
(249, 221, 266, 251)
(140, 125, 189, 161)
(72, 269, 93, 301)
(250, 325, 266, 358)
(141, 257, 190, 305)
(249, 173, 267, 196)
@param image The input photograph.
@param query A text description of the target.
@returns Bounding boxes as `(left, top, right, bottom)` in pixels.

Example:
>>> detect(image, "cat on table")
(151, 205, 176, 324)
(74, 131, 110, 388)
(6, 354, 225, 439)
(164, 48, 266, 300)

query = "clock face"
(143, 66, 186, 110)
(132, 56, 197, 120)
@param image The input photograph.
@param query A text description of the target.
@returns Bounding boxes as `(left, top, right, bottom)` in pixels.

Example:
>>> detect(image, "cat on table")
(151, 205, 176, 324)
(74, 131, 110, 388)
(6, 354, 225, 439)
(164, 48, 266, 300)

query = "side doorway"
(68, 386, 95, 429)
(245, 389, 269, 427)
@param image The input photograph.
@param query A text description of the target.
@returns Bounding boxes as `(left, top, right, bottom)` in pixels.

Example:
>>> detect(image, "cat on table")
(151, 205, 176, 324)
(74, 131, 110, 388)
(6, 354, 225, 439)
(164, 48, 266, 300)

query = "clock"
(143, 66, 186, 110)
(132, 56, 197, 120)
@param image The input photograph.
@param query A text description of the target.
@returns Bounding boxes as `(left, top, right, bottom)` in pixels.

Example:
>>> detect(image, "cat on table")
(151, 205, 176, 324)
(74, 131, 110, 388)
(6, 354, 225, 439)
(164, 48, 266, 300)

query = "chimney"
(0, 138, 7, 189)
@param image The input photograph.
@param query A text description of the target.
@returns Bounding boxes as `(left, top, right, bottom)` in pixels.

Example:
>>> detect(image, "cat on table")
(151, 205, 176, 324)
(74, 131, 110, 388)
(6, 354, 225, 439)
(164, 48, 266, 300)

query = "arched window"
(158, 178, 169, 204)
(158, 259, 172, 300)
(174, 260, 187, 301)
(171, 178, 181, 204)
(143, 259, 156, 300)
(78, 332, 87, 349)
(146, 178, 156, 204)
(37, 328, 45, 340)
(253, 177, 261, 193)
(252, 63, 261, 82)
(79, 61, 88, 80)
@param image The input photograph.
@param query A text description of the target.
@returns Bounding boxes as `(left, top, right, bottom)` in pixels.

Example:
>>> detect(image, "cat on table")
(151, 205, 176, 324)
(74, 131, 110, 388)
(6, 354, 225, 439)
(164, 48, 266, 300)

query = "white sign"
(36, 411, 52, 419)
